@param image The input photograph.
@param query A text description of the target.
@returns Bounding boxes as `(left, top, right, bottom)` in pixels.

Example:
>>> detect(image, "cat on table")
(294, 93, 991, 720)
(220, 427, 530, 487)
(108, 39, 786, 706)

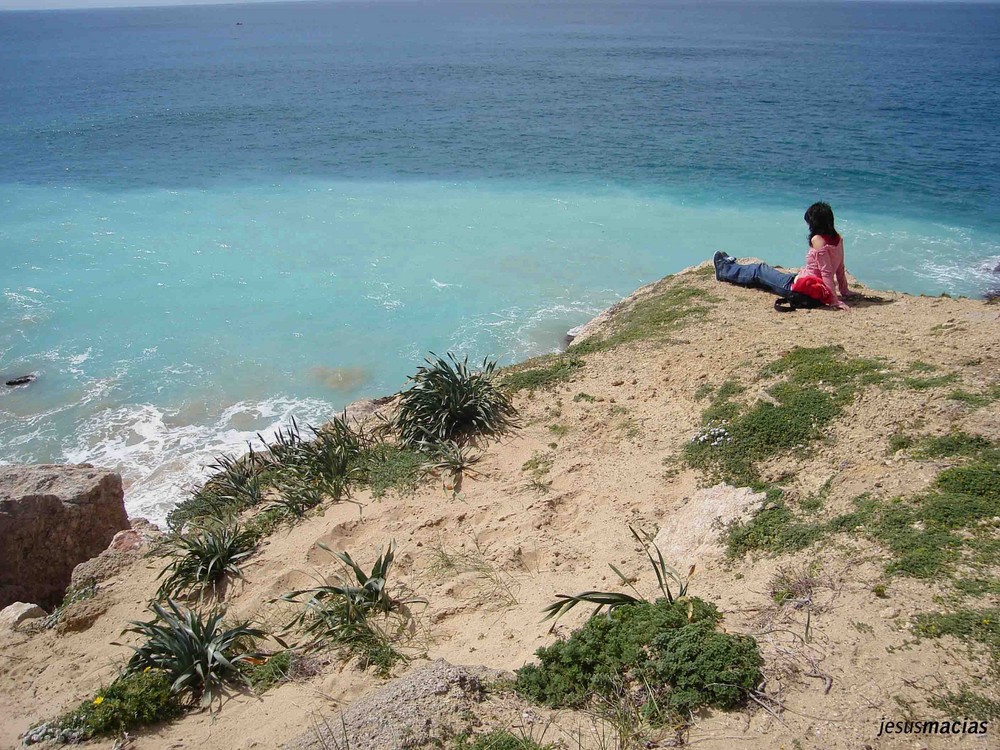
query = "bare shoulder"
(810, 235, 827, 250)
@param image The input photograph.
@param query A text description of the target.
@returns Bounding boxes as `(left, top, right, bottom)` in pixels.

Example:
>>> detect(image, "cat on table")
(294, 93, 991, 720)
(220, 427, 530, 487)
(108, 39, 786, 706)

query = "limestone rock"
(651, 484, 766, 569)
(55, 595, 110, 634)
(0, 465, 129, 610)
(71, 517, 161, 589)
(0, 602, 46, 630)
(285, 660, 507, 750)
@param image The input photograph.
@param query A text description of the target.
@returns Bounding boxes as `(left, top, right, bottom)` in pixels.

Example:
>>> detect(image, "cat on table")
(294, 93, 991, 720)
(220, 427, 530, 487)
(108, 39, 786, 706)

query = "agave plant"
(268, 415, 367, 501)
(156, 523, 258, 600)
(542, 527, 695, 628)
(121, 600, 265, 708)
(279, 542, 422, 651)
(205, 448, 267, 511)
(395, 353, 518, 447)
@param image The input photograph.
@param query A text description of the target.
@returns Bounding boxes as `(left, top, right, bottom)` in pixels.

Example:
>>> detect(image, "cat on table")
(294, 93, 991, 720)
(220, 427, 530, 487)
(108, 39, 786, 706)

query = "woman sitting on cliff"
(714, 202, 854, 310)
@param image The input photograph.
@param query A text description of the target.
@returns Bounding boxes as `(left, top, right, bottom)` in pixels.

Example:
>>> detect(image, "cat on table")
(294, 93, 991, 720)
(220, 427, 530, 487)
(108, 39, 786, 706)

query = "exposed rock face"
(70, 517, 162, 589)
(0, 465, 129, 610)
(285, 660, 508, 750)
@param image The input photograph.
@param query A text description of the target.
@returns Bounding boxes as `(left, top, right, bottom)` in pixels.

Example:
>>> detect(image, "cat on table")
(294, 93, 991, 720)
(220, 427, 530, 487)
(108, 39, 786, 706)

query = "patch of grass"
(685, 346, 887, 485)
(501, 355, 584, 393)
(547, 424, 570, 438)
(455, 730, 554, 750)
(914, 608, 1000, 670)
(24, 671, 185, 745)
(693, 383, 714, 401)
(515, 598, 761, 721)
(521, 452, 553, 480)
(930, 688, 1000, 721)
(246, 651, 293, 694)
(356, 443, 426, 498)
(571, 284, 719, 355)
(954, 578, 1000, 597)
(888, 432, 915, 453)
(573, 392, 597, 403)
(903, 373, 958, 390)
(907, 361, 938, 373)
(428, 539, 520, 608)
(948, 389, 992, 407)
(723, 490, 827, 558)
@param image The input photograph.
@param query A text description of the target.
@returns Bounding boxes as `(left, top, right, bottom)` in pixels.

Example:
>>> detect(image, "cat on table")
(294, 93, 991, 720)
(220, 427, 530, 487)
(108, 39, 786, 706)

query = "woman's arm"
(836, 258, 851, 298)
(809, 239, 849, 310)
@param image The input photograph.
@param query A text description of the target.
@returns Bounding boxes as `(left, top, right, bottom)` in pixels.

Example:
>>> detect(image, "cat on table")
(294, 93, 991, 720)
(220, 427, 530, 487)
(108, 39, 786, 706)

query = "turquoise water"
(2, 1, 999, 522)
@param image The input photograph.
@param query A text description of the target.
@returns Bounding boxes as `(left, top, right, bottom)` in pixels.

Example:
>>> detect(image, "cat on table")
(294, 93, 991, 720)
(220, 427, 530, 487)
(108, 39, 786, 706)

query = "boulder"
(0, 465, 129, 610)
(0, 602, 46, 630)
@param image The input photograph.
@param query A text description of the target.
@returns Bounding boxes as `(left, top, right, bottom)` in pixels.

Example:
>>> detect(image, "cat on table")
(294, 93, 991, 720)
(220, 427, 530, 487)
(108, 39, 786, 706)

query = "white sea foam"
(60, 396, 336, 527)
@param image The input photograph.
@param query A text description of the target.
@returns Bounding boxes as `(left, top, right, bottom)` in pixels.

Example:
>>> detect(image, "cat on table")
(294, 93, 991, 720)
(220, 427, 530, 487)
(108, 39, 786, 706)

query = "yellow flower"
(93, 696, 104, 706)
(143, 666, 152, 673)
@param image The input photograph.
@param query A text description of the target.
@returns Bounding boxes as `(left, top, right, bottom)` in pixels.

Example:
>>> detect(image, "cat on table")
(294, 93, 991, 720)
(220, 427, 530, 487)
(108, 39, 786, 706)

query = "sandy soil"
(2, 262, 998, 750)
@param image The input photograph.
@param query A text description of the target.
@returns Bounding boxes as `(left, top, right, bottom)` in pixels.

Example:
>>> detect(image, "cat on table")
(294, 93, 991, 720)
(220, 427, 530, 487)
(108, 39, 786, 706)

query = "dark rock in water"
(992, 262, 1000, 274)
(984, 288, 1000, 304)
(5, 374, 35, 387)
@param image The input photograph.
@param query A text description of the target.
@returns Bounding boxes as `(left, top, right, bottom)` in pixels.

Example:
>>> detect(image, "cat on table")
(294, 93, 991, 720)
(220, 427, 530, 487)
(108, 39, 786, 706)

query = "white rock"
(651, 484, 766, 570)
(0, 601, 46, 630)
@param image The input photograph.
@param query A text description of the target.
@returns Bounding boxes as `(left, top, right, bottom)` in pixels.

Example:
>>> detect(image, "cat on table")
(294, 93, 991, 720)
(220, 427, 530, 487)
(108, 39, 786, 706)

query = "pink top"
(798, 236, 850, 309)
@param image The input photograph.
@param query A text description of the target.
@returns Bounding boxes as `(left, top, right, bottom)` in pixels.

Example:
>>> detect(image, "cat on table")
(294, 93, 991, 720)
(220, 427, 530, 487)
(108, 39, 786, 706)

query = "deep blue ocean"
(2, 0, 998, 522)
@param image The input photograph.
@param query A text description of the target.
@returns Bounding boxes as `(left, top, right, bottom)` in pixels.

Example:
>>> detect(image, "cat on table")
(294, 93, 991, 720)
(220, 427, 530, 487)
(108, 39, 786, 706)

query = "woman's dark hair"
(804, 202, 838, 241)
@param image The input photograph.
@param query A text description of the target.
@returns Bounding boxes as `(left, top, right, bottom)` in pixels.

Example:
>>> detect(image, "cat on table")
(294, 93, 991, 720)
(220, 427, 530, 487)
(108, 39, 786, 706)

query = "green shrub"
(156, 523, 257, 600)
(270, 415, 368, 501)
(515, 598, 760, 721)
(395, 353, 518, 446)
(650, 619, 764, 713)
(122, 600, 264, 707)
(23, 671, 184, 745)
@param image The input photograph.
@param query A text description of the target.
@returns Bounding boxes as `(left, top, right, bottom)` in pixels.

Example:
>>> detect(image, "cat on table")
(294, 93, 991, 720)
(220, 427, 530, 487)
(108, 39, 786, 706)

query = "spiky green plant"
(269, 415, 367, 501)
(156, 523, 257, 600)
(422, 439, 484, 485)
(206, 448, 267, 511)
(279, 543, 423, 668)
(395, 353, 518, 447)
(121, 600, 264, 708)
(542, 527, 694, 627)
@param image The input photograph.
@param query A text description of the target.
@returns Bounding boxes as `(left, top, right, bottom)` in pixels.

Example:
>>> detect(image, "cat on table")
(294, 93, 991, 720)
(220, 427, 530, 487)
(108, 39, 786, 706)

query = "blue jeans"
(716, 257, 795, 296)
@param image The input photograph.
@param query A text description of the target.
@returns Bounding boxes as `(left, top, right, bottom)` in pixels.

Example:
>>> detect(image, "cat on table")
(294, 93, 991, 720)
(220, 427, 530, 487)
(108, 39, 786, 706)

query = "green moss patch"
(501, 355, 584, 393)
(515, 598, 761, 721)
(685, 346, 887, 485)
(572, 285, 718, 355)
(24, 671, 184, 745)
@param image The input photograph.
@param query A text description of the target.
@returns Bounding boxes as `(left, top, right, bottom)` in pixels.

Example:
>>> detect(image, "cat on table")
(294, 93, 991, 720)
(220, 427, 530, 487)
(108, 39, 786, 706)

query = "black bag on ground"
(774, 290, 823, 313)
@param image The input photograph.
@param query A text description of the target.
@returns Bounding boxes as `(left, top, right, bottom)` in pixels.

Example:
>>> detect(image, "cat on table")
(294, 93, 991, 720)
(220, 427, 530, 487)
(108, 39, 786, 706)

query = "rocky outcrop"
(285, 660, 509, 750)
(0, 465, 129, 610)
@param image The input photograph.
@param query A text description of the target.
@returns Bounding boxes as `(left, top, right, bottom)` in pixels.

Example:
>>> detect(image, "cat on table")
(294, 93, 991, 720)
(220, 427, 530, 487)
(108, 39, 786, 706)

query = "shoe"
(713, 251, 733, 281)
